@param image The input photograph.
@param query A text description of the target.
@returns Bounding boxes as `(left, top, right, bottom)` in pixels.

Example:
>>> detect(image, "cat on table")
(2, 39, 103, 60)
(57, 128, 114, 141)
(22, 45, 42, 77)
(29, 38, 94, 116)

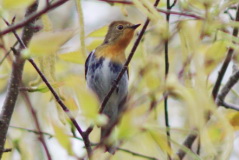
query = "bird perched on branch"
(85, 21, 140, 153)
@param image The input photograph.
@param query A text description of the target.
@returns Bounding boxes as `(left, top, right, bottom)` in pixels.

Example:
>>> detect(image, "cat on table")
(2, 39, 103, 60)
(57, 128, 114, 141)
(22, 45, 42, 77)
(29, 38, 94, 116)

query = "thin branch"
(0, 2, 39, 158)
(217, 70, 239, 103)
(216, 69, 239, 111)
(163, 0, 176, 158)
(212, 4, 239, 100)
(98, 0, 203, 19)
(99, 0, 132, 4)
(0, 0, 70, 36)
(0, 41, 18, 66)
(116, 148, 158, 160)
(169, 0, 177, 9)
(178, 5, 239, 159)
(177, 133, 198, 159)
(100, 0, 161, 113)
(10, 126, 158, 160)
(156, 8, 203, 19)
(4, 17, 52, 160)
(2, 148, 12, 153)
(10, 126, 54, 138)
(5, 7, 92, 158)
(9, 27, 93, 158)
(28, 58, 92, 158)
(20, 89, 52, 160)
(219, 101, 239, 111)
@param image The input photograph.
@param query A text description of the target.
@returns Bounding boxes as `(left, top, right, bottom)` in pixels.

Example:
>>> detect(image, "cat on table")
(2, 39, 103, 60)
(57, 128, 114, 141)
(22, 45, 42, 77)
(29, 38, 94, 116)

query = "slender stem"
(20, 90, 52, 160)
(0, 0, 70, 36)
(0, 41, 18, 66)
(216, 69, 239, 111)
(6, 14, 92, 159)
(178, 5, 239, 159)
(98, 0, 202, 19)
(0, 2, 38, 158)
(164, 0, 176, 159)
(100, 0, 161, 113)
(10, 126, 158, 160)
(3, 18, 52, 159)
(212, 5, 239, 100)
(27, 58, 92, 158)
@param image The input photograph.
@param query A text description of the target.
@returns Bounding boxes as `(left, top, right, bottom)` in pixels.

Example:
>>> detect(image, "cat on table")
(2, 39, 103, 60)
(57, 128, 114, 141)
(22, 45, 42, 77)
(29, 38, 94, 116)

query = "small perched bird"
(85, 21, 140, 152)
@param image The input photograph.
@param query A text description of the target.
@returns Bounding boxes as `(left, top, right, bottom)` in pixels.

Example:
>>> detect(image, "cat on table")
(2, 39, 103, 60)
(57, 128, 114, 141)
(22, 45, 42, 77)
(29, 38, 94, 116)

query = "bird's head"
(103, 21, 140, 50)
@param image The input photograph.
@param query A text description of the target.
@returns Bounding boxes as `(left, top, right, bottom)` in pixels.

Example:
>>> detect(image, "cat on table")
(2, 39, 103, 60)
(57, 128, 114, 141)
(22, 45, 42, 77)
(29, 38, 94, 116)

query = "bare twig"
(28, 58, 92, 158)
(212, 4, 239, 100)
(216, 69, 239, 111)
(2, 148, 12, 153)
(0, 41, 18, 66)
(177, 133, 198, 159)
(100, 0, 161, 113)
(21, 90, 52, 160)
(163, 0, 178, 159)
(4, 5, 92, 159)
(3, 16, 52, 160)
(10, 126, 54, 138)
(0, 2, 39, 158)
(178, 4, 239, 160)
(10, 126, 158, 160)
(9, 26, 93, 158)
(116, 148, 158, 160)
(98, 0, 203, 19)
(0, 0, 70, 36)
(169, 0, 177, 9)
(157, 8, 202, 19)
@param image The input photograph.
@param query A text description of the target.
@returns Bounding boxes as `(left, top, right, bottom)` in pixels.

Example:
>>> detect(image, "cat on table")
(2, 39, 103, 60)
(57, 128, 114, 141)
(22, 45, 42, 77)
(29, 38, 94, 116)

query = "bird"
(85, 21, 140, 153)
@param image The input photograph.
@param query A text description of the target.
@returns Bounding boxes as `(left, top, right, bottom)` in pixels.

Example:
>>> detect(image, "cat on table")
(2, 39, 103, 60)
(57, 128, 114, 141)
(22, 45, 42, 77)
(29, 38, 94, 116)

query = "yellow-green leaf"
(86, 26, 107, 37)
(58, 50, 84, 64)
(28, 31, 73, 57)
(148, 130, 172, 155)
(2, 0, 34, 9)
(86, 39, 103, 51)
(53, 123, 73, 154)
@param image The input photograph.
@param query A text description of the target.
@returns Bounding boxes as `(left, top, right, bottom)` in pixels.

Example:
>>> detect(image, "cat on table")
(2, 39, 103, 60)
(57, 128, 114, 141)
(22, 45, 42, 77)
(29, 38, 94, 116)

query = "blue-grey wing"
(85, 52, 93, 80)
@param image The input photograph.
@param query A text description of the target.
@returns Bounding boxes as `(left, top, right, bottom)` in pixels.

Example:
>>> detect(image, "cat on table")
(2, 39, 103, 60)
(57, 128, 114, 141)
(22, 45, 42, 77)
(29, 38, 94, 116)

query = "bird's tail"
(100, 127, 117, 154)
(100, 96, 127, 154)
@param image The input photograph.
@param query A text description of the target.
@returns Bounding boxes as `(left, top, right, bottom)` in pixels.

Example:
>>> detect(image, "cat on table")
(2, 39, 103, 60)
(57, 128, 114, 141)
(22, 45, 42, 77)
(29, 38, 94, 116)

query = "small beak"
(129, 24, 141, 29)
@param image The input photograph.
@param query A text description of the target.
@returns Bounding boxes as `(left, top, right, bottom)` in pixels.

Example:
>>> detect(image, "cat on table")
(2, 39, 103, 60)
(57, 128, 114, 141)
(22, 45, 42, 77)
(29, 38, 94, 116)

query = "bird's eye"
(117, 25, 124, 30)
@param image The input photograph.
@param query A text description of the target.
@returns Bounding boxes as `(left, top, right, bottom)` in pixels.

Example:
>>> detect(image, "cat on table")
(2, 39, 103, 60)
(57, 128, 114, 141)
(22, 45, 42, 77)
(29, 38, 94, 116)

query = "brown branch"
(11, 126, 158, 160)
(28, 58, 92, 158)
(0, 41, 18, 66)
(100, 0, 161, 113)
(0, 2, 39, 158)
(2, 148, 12, 153)
(212, 4, 239, 100)
(0, 0, 70, 36)
(178, 5, 239, 159)
(216, 69, 239, 111)
(157, 8, 203, 19)
(177, 133, 198, 159)
(1, 0, 92, 158)
(20, 89, 52, 160)
(8, 23, 93, 158)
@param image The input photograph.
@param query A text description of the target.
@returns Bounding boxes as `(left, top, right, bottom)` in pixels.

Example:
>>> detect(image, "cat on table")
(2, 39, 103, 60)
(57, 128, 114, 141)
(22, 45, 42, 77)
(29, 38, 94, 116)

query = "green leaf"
(86, 26, 107, 37)
(28, 31, 73, 57)
(2, 0, 34, 9)
(53, 123, 73, 155)
(58, 50, 84, 64)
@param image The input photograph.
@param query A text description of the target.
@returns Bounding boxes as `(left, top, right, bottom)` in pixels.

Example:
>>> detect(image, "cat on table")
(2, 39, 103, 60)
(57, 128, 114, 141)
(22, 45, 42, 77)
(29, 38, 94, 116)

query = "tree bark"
(0, 2, 38, 158)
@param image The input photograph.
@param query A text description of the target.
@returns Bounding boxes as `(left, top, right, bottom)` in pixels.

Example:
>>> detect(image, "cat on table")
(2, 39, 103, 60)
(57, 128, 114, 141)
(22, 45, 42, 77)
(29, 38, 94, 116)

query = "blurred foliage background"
(0, 0, 239, 159)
